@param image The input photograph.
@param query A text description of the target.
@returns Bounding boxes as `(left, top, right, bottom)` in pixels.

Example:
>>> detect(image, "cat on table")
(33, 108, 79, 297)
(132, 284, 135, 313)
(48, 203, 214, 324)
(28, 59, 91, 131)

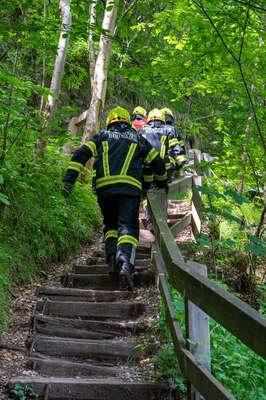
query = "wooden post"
(186, 260, 211, 400)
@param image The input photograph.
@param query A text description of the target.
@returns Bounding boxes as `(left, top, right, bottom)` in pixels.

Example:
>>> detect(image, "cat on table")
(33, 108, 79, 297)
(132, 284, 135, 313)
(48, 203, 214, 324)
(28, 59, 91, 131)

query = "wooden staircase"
(8, 201, 188, 399)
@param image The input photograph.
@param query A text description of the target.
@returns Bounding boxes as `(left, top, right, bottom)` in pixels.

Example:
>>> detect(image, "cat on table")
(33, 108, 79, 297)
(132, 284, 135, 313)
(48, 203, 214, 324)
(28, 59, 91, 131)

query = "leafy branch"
(192, 0, 266, 154)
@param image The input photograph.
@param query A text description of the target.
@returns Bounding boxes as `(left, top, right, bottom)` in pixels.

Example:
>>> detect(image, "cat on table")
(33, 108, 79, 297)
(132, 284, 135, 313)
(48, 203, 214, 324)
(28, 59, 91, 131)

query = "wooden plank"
(191, 201, 201, 238)
(168, 176, 192, 197)
(148, 193, 266, 359)
(37, 300, 146, 319)
(152, 244, 186, 363)
(31, 336, 137, 361)
(36, 286, 133, 302)
(29, 357, 121, 377)
(9, 377, 169, 400)
(75, 109, 88, 127)
(181, 349, 235, 400)
(186, 261, 211, 400)
(170, 212, 191, 236)
(34, 314, 149, 339)
(73, 264, 150, 274)
(64, 272, 154, 290)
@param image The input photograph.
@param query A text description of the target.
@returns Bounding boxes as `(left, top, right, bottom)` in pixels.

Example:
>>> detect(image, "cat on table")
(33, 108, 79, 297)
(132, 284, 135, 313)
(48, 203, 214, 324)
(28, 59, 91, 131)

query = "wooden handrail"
(147, 156, 266, 399)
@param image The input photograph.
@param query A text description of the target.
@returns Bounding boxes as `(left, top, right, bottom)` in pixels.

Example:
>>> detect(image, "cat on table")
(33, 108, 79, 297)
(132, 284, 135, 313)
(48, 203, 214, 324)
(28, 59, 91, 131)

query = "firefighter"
(131, 106, 147, 131)
(62, 106, 167, 290)
(139, 108, 173, 232)
(161, 107, 187, 179)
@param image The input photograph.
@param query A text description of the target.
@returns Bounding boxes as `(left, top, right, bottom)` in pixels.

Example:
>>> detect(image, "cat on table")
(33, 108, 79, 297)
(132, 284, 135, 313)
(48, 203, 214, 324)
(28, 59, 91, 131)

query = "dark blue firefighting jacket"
(63, 122, 167, 198)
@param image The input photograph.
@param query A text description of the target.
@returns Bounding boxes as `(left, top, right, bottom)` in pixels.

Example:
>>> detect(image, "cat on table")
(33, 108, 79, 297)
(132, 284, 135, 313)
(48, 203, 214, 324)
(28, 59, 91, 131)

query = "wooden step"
(91, 250, 151, 260)
(28, 357, 121, 378)
(73, 264, 150, 275)
(36, 286, 133, 302)
(30, 336, 137, 362)
(63, 272, 154, 290)
(9, 377, 169, 400)
(33, 314, 149, 339)
(85, 258, 152, 267)
(36, 300, 146, 320)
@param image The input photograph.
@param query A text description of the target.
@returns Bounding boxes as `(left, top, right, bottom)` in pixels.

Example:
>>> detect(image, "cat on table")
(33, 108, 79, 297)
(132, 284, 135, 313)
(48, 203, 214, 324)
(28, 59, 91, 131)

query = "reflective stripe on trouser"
(97, 195, 140, 265)
(103, 229, 118, 260)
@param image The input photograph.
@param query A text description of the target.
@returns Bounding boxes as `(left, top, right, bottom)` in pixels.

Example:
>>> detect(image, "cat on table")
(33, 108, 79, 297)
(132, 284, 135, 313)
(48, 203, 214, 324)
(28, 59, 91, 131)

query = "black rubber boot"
(119, 262, 134, 291)
(107, 254, 118, 277)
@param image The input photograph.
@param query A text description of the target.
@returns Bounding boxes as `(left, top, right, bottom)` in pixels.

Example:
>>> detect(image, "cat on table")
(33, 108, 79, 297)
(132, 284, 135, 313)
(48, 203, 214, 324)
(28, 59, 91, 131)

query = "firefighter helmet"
(106, 106, 131, 127)
(161, 107, 174, 118)
(132, 106, 147, 118)
(147, 108, 165, 123)
(161, 107, 174, 124)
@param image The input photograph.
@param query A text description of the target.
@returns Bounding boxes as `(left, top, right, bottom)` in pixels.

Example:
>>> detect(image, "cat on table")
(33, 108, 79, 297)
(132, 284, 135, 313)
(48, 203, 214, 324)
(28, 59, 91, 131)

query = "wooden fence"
(147, 155, 266, 400)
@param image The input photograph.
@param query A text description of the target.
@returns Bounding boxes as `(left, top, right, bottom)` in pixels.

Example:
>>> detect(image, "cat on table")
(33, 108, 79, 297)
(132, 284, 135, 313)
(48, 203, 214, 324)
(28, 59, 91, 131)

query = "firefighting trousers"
(97, 194, 140, 267)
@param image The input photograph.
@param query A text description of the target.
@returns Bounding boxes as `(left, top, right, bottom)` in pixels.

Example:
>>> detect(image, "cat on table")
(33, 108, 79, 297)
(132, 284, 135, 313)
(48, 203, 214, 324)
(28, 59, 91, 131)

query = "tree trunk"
(44, 0, 71, 123)
(237, 115, 252, 195)
(88, 0, 97, 90)
(82, 0, 118, 142)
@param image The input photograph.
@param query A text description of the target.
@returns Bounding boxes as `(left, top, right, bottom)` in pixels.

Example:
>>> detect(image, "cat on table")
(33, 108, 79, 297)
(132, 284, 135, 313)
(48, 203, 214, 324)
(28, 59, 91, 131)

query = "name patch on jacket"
(108, 130, 137, 142)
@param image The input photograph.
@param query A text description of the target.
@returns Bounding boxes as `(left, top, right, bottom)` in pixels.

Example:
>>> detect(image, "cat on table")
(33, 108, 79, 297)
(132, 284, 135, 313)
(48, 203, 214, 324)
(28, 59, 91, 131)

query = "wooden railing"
(147, 154, 266, 400)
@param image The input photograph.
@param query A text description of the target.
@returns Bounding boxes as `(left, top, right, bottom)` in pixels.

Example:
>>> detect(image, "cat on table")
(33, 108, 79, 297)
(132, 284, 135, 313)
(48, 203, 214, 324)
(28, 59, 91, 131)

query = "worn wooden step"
(36, 300, 146, 320)
(28, 357, 121, 378)
(33, 314, 149, 339)
(91, 250, 151, 260)
(30, 336, 137, 362)
(73, 264, 150, 275)
(63, 272, 154, 290)
(85, 258, 152, 267)
(36, 286, 133, 302)
(9, 377, 169, 400)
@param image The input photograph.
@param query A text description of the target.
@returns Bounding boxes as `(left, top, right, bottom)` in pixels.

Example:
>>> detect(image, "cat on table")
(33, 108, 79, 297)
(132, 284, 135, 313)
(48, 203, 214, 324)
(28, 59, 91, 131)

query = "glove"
(156, 180, 169, 194)
(62, 181, 74, 197)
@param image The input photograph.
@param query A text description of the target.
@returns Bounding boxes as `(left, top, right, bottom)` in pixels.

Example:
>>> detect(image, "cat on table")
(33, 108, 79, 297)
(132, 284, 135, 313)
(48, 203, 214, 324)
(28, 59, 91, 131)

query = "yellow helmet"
(132, 106, 147, 118)
(161, 107, 174, 118)
(106, 106, 131, 127)
(147, 108, 165, 123)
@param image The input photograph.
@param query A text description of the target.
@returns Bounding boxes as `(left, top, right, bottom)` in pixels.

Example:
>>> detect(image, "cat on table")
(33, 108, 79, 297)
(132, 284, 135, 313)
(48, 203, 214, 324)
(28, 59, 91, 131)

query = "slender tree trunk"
(40, 0, 48, 112)
(0, 47, 19, 165)
(82, 0, 118, 142)
(88, 0, 97, 90)
(237, 115, 252, 195)
(44, 0, 71, 123)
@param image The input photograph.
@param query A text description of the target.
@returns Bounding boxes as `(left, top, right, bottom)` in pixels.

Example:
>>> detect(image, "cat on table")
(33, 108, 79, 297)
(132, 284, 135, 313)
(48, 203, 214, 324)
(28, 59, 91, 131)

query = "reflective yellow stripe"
(143, 174, 153, 182)
(92, 169, 96, 177)
(68, 161, 83, 173)
(84, 141, 97, 157)
(104, 230, 118, 240)
(145, 148, 158, 164)
(118, 234, 138, 247)
(169, 156, 175, 164)
(169, 138, 179, 147)
(176, 155, 187, 163)
(96, 175, 142, 190)
(142, 199, 148, 208)
(155, 172, 167, 181)
(177, 140, 185, 147)
(102, 141, 110, 176)
(160, 136, 166, 158)
(165, 163, 171, 170)
(120, 143, 137, 175)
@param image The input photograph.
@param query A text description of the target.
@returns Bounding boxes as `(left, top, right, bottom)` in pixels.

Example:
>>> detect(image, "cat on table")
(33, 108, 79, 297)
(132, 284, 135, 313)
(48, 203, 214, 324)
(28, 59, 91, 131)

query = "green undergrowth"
(153, 285, 265, 399)
(0, 147, 101, 333)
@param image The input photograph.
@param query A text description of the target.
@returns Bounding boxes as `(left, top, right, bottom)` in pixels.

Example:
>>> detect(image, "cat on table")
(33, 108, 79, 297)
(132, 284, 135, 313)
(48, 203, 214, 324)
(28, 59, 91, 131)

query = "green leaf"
(224, 189, 248, 205)
(246, 235, 266, 256)
(0, 175, 4, 184)
(0, 192, 10, 205)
